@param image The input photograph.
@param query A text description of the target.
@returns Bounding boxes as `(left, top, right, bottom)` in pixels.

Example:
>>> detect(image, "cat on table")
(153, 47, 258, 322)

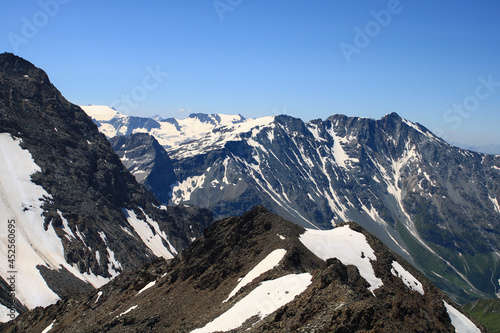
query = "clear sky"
(1, 1, 499, 146)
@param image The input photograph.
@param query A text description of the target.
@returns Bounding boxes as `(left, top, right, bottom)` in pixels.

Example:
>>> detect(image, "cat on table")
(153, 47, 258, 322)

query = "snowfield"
(391, 261, 424, 295)
(0, 134, 111, 319)
(443, 301, 480, 333)
(192, 273, 312, 333)
(299, 225, 383, 293)
(224, 248, 286, 302)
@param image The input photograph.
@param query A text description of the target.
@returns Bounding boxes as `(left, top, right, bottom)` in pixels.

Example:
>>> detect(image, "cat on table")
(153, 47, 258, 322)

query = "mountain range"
(83, 105, 500, 304)
(0, 53, 496, 331)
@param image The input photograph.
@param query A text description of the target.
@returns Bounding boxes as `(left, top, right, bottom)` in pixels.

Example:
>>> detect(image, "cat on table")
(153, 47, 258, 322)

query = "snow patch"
(192, 273, 312, 333)
(41, 320, 56, 333)
(299, 225, 383, 294)
(137, 281, 156, 295)
(490, 196, 500, 214)
(0, 134, 111, 311)
(124, 208, 176, 259)
(171, 174, 206, 205)
(391, 261, 424, 295)
(95, 291, 103, 303)
(224, 249, 286, 302)
(106, 246, 122, 278)
(443, 301, 480, 333)
(59, 211, 76, 240)
(0, 303, 17, 322)
(116, 305, 138, 318)
(98, 231, 108, 244)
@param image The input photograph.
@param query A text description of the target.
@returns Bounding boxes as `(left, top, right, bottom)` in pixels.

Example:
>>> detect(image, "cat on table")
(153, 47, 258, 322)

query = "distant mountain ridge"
(1, 207, 486, 332)
(85, 105, 500, 304)
(0, 53, 213, 321)
(453, 142, 500, 156)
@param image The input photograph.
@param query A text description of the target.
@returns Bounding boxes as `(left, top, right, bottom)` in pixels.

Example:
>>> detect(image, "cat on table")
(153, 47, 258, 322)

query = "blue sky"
(1, 1, 500, 145)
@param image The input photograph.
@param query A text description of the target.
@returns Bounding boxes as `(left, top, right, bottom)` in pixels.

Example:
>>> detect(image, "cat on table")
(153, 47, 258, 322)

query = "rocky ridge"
(1, 207, 486, 332)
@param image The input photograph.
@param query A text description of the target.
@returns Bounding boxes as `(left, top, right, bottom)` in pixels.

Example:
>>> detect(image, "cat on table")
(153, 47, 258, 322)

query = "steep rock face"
(89, 106, 500, 303)
(0, 53, 213, 319)
(109, 133, 177, 203)
(1, 207, 486, 332)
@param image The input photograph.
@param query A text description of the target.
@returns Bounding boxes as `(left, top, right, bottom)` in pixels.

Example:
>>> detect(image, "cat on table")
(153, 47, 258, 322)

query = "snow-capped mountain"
(0, 53, 213, 321)
(2, 207, 486, 332)
(86, 106, 500, 304)
(82, 105, 249, 158)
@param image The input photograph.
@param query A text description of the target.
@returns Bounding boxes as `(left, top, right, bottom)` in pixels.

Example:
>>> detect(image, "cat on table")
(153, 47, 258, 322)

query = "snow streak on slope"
(136, 281, 156, 296)
(327, 125, 358, 169)
(0, 134, 110, 311)
(391, 261, 424, 295)
(443, 301, 480, 333)
(224, 249, 286, 302)
(171, 174, 207, 205)
(123, 208, 177, 259)
(192, 273, 312, 333)
(490, 195, 500, 214)
(300, 226, 383, 293)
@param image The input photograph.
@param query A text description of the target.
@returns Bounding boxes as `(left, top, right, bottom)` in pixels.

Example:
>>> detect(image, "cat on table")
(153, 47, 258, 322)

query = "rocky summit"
(1, 207, 486, 332)
(0, 53, 213, 320)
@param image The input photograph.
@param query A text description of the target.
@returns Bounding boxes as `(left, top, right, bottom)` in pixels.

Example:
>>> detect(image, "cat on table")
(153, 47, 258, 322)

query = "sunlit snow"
(224, 249, 286, 302)
(299, 225, 383, 293)
(391, 261, 424, 295)
(0, 134, 111, 312)
(137, 280, 156, 295)
(443, 301, 480, 333)
(41, 319, 56, 333)
(192, 273, 312, 333)
(116, 305, 138, 318)
(124, 208, 176, 259)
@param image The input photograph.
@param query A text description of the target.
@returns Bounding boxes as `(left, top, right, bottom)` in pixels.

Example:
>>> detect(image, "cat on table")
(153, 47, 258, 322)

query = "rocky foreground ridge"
(2, 207, 486, 332)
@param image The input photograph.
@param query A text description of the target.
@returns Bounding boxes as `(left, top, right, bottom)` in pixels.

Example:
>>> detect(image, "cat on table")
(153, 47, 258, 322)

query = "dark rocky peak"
(187, 112, 246, 126)
(274, 114, 310, 136)
(188, 113, 219, 125)
(159, 116, 182, 130)
(0, 54, 213, 316)
(111, 132, 159, 150)
(0, 52, 49, 83)
(109, 133, 177, 203)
